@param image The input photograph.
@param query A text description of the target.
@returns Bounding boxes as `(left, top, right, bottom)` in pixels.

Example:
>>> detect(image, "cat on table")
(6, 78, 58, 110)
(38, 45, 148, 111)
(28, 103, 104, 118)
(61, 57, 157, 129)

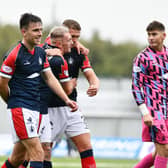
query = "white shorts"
(48, 106, 90, 142)
(38, 113, 51, 143)
(8, 108, 39, 143)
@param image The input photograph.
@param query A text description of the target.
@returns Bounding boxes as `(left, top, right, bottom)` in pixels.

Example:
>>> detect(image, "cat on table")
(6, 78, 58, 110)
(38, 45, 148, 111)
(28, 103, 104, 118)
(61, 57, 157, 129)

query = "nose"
(148, 35, 153, 42)
(38, 30, 42, 36)
(70, 39, 73, 45)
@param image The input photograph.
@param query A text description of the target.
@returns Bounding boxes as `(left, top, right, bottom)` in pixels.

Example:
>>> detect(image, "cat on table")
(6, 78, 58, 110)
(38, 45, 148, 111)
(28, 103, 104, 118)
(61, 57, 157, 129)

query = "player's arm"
(50, 54, 76, 95)
(139, 104, 153, 126)
(131, 53, 153, 126)
(59, 60, 77, 95)
(81, 54, 99, 96)
(45, 48, 62, 56)
(42, 69, 78, 111)
(41, 42, 62, 56)
(0, 49, 16, 103)
(84, 69, 99, 97)
(0, 76, 10, 103)
(61, 79, 77, 95)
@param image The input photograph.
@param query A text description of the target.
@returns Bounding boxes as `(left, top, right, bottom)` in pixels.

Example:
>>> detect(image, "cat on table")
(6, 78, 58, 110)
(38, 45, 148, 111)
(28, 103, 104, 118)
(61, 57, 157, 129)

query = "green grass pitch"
(0, 156, 138, 168)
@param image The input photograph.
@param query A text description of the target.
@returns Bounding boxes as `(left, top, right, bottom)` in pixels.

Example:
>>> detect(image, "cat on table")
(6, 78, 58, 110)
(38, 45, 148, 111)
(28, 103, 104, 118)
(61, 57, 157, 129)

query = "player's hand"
(75, 41, 89, 55)
(87, 85, 98, 97)
(143, 113, 153, 127)
(65, 99, 78, 112)
(45, 48, 62, 56)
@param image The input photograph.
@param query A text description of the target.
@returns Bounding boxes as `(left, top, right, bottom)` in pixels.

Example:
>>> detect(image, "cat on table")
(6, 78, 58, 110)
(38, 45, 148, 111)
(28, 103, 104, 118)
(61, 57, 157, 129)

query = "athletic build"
(44, 20, 99, 168)
(0, 13, 77, 168)
(132, 21, 168, 168)
(62, 19, 99, 168)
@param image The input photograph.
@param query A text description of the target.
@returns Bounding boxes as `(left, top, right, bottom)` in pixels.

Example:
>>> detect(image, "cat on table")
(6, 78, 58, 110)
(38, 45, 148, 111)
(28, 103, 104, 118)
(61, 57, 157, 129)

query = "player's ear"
(56, 41, 61, 47)
(163, 32, 166, 39)
(21, 28, 27, 36)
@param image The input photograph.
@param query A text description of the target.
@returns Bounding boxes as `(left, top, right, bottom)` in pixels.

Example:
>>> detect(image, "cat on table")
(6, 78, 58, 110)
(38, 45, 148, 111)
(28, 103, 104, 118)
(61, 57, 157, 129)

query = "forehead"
(69, 28, 80, 34)
(147, 30, 163, 34)
(27, 22, 42, 30)
(64, 32, 71, 39)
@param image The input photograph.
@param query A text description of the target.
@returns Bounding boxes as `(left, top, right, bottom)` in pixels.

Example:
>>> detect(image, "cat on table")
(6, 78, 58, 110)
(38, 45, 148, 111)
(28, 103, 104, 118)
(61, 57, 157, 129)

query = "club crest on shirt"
(68, 57, 74, 64)
(39, 57, 42, 65)
(133, 66, 141, 72)
(2, 65, 12, 73)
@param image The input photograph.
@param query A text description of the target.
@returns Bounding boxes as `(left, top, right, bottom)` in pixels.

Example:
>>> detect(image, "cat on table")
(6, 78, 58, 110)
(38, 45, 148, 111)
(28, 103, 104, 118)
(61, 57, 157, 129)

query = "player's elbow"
(0, 77, 5, 92)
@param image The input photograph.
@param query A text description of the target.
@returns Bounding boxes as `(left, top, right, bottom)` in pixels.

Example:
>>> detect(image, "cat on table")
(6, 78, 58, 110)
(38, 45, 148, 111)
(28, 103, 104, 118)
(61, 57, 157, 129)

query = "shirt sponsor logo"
(133, 66, 141, 72)
(68, 57, 74, 64)
(27, 73, 40, 78)
(24, 61, 31, 65)
(2, 65, 12, 73)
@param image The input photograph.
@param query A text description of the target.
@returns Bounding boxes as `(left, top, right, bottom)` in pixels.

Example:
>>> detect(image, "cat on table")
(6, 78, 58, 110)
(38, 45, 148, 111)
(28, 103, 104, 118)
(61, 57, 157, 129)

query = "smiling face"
(69, 28, 80, 47)
(147, 30, 166, 51)
(21, 21, 43, 50)
(62, 32, 73, 53)
(51, 32, 72, 54)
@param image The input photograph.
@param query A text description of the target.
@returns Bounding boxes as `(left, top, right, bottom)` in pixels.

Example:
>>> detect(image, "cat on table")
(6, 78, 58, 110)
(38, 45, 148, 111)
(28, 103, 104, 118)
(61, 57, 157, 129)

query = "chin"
(35, 41, 41, 45)
(150, 44, 156, 48)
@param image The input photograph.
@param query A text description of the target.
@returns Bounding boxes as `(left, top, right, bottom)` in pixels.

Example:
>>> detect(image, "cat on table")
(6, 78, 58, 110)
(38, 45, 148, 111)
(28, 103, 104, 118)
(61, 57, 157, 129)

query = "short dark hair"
(146, 21, 165, 32)
(63, 19, 81, 31)
(19, 13, 42, 29)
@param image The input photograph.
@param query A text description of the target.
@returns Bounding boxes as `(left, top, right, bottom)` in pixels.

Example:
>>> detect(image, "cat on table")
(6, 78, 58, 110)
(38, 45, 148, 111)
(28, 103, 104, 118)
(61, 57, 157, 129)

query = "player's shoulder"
(3, 42, 22, 61)
(135, 47, 151, 60)
(35, 45, 45, 51)
(35, 45, 47, 57)
(41, 42, 53, 50)
(48, 54, 65, 64)
(71, 47, 88, 60)
(70, 47, 78, 54)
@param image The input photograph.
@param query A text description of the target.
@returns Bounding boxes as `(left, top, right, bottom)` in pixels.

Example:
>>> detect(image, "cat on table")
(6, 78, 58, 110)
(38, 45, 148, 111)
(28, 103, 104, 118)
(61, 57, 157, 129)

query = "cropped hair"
(63, 19, 81, 31)
(49, 26, 69, 39)
(19, 13, 42, 29)
(146, 21, 165, 32)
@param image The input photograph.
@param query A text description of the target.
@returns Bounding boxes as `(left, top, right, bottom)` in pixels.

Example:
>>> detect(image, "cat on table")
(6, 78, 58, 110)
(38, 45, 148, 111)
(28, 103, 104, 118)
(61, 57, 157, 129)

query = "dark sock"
(30, 161, 43, 168)
(1, 159, 14, 168)
(80, 149, 96, 168)
(22, 160, 29, 168)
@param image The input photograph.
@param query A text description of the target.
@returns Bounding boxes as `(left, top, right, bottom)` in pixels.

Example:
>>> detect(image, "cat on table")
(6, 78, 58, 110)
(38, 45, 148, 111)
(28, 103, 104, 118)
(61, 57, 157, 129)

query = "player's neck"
(22, 39, 35, 51)
(150, 45, 164, 52)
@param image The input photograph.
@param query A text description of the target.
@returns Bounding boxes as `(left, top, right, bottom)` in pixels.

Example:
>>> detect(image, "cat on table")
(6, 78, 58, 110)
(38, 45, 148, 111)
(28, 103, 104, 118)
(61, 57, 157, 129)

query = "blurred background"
(0, 0, 166, 163)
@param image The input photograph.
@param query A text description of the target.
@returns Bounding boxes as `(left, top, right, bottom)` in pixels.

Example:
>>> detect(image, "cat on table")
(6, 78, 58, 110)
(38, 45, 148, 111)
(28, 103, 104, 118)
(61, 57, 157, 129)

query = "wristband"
(138, 103, 149, 116)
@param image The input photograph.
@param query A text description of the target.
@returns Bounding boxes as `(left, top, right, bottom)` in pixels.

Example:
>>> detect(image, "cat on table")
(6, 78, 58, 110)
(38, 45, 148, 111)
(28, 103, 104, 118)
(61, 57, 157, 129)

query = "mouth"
(149, 41, 155, 45)
(36, 37, 41, 42)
